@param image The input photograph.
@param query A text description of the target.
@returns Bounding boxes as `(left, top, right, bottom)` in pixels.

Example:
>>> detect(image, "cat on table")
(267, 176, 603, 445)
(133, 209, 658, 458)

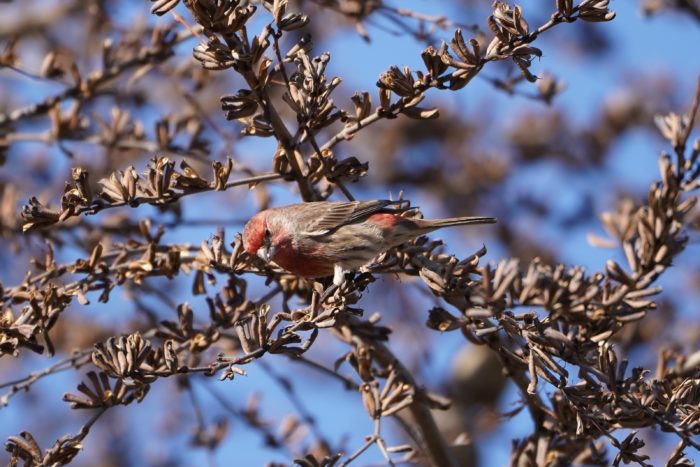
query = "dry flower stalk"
(4, 1, 700, 466)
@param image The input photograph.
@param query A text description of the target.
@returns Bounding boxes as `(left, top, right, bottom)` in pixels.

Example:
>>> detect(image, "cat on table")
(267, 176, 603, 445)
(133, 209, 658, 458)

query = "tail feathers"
(422, 216, 497, 229)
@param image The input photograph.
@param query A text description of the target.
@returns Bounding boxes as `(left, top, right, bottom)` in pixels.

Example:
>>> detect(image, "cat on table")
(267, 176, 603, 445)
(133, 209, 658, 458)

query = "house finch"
(242, 200, 496, 286)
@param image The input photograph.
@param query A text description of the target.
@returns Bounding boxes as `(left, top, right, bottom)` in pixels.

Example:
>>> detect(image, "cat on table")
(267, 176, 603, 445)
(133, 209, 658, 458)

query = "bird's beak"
(257, 245, 275, 263)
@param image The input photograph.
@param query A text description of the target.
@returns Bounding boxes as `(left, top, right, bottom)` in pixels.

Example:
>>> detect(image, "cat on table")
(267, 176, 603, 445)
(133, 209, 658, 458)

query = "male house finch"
(242, 200, 496, 286)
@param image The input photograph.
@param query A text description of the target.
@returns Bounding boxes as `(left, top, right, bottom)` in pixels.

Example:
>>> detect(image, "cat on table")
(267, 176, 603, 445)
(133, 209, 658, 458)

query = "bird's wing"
(303, 200, 400, 236)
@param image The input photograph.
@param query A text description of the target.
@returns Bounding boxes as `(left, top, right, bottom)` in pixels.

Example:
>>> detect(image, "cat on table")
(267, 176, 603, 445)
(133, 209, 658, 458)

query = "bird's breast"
(271, 240, 334, 278)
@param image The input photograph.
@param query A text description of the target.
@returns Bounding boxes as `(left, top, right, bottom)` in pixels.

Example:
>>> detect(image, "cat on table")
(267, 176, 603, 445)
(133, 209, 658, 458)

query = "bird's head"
(242, 211, 277, 263)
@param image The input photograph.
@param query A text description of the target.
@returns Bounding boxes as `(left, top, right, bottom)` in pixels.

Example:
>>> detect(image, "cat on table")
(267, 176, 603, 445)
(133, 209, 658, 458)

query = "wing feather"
(303, 200, 401, 235)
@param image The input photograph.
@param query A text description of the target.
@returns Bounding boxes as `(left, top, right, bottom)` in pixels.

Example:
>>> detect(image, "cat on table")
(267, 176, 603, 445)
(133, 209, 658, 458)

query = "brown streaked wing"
(304, 200, 400, 235)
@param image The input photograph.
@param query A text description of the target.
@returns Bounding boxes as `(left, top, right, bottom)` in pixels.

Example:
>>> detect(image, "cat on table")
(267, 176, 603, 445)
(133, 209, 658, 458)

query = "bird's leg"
(319, 264, 346, 303)
(319, 285, 336, 303)
(333, 264, 346, 287)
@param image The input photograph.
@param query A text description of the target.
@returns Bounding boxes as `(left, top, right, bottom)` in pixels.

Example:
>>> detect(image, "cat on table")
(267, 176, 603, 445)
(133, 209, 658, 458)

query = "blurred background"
(1, 0, 699, 465)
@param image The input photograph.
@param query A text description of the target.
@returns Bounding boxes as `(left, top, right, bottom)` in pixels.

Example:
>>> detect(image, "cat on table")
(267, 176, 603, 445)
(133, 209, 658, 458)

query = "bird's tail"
(419, 216, 497, 230)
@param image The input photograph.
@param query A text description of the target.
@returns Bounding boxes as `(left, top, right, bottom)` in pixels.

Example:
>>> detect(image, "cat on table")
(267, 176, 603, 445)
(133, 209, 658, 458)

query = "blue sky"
(1, 0, 699, 465)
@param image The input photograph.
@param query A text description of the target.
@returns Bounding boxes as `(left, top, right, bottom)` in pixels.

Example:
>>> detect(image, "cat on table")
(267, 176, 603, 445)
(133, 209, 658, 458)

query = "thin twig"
(286, 354, 359, 390)
(232, 28, 316, 201)
(199, 381, 295, 457)
(0, 30, 194, 126)
(679, 76, 700, 152)
(0, 350, 92, 406)
(340, 435, 377, 466)
(76, 172, 284, 217)
(340, 317, 456, 467)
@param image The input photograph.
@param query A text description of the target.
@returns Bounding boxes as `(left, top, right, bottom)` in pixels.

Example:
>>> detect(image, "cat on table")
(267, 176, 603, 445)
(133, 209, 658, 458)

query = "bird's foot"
(319, 283, 338, 304)
(318, 266, 356, 304)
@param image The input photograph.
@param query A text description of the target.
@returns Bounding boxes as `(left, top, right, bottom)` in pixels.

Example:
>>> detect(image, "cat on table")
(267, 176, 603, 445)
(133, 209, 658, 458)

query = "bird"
(242, 200, 496, 287)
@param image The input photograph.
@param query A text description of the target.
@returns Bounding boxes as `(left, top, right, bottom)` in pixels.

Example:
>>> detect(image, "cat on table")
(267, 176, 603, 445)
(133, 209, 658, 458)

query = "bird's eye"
(263, 228, 271, 246)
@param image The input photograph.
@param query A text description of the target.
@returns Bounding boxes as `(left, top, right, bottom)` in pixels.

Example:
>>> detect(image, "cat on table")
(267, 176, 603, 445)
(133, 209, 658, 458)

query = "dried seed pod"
(278, 12, 309, 31)
(151, 0, 180, 15)
(420, 45, 449, 79)
(193, 40, 237, 70)
(578, 0, 617, 22)
(21, 198, 61, 232)
(378, 66, 417, 98)
(221, 91, 259, 120)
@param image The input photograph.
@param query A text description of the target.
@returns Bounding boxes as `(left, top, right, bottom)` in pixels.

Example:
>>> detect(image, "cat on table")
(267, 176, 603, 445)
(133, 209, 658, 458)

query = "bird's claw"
(319, 284, 338, 304)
